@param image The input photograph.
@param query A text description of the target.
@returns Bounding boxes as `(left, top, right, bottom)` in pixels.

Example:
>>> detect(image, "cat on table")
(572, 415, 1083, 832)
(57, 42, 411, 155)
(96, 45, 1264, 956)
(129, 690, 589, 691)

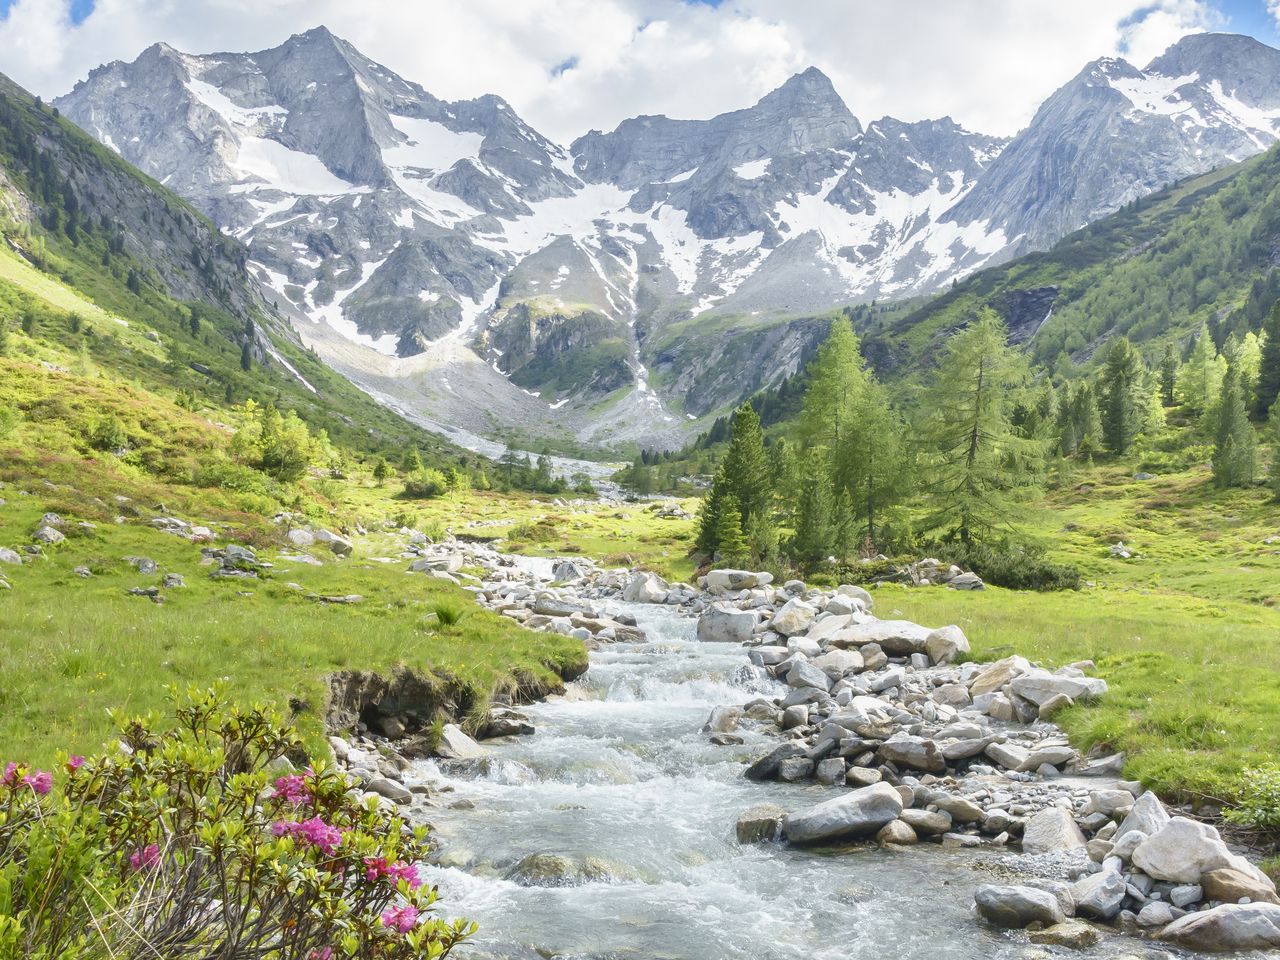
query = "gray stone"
(1072, 870, 1127, 920)
(365, 777, 412, 804)
(876, 820, 918, 845)
(878, 736, 945, 773)
(705, 569, 773, 592)
(1161, 902, 1280, 952)
(1028, 920, 1101, 949)
(783, 782, 904, 845)
(974, 885, 1065, 928)
(1022, 807, 1086, 855)
(1009, 670, 1107, 706)
(735, 803, 786, 844)
(771, 597, 817, 636)
(787, 658, 833, 692)
(436, 723, 486, 760)
(0, 547, 21, 564)
(1117, 790, 1171, 838)
(900, 808, 952, 835)
(622, 571, 668, 603)
(696, 604, 756, 643)
(924, 624, 970, 664)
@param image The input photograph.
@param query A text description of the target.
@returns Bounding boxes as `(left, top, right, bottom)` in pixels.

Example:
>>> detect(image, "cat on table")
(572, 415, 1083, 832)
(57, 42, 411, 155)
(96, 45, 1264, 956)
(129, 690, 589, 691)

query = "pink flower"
(272, 816, 343, 855)
(363, 856, 390, 883)
(22, 770, 52, 795)
(308, 949, 333, 960)
(387, 861, 422, 890)
(129, 844, 160, 871)
(1, 763, 19, 787)
(65, 755, 85, 774)
(271, 773, 311, 807)
(380, 903, 419, 934)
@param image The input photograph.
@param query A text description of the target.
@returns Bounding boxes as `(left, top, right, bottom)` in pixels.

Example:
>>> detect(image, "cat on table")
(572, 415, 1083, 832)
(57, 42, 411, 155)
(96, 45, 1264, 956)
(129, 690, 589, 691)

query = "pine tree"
(918, 309, 1045, 545)
(1269, 403, 1280, 500)
(696, 465, 728, 555)
(372, 457, 391, 485)
(713, 495, 749, 566)
(402, 448, 424, 474)
(1100, 337, 1144, 456)
(1212, 365, 1258, 488)
(720, 402, 772, 525)
(1159, 344, 1178, 407)
(240, 342, 252, 371)
(1255, 302, 1280, 418)
(789, 470, 834, 570)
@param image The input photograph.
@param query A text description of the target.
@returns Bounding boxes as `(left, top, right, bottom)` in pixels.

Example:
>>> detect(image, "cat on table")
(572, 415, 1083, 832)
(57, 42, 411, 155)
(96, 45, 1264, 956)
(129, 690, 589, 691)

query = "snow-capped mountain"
(54, 29, 1280, 450)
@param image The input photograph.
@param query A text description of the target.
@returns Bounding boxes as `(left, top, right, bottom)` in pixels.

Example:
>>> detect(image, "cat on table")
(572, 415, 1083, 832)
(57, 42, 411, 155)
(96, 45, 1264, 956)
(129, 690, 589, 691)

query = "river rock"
(787, 659, 832, 692)
(0, 547, 21, 564)
(1022, 807, 1086, 855)
(900, 808, 952, 835)
(771, 598, 817, 636)
(1028, 920, 1101, 949)
(705, 569, 772, 592)
(839, 620, 932, 655)
(783, 782, 903, 845)
(1009, 670, 1107, 706)
(932, 794, 986, 824)
(877, 820, 918, 845)
(703, 706, 743, 733)
(552, 559, 586, 582)
(1138, 901, 1176, 928)
(1018, 744, 1077, 771)
(1116, 791, 1171, 837)
(974, 884, 1066, 928)
(1160, 902, 1280, 951)
(985, 741, 1030, 770)
(697, 604, 756, 643)
(968, 656, 1031, 696)
(744, 743, 807, 782)
(780, 705, 808, 730)
(835, 584, 873, 609)
(1072, 869, 1127, 920)
(812, 648, 864, 679)
(622, 571, 668, 603)
(1134, 817, 1270, 886)
(365, 777, 412, 804)
(925, 625, 970, 664)
(878, 735, 945, 773)
(436, 723, 486, 760)
(1202, 865, 1280, 905)
(736, 803, 786, 844)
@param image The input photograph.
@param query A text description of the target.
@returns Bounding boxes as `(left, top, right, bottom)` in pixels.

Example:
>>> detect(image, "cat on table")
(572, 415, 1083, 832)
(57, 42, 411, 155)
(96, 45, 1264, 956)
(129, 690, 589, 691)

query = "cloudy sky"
(1, 0, 1279, 143)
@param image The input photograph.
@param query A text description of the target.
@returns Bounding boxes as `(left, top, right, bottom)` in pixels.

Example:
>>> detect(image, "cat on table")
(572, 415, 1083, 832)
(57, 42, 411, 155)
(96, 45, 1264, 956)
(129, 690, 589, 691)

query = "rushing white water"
(414, 600, 1180, 959)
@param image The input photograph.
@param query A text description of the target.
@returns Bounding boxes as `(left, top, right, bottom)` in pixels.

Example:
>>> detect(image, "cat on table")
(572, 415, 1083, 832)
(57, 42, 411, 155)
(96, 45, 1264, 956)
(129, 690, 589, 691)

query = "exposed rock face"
(57, 31, 1280, 450)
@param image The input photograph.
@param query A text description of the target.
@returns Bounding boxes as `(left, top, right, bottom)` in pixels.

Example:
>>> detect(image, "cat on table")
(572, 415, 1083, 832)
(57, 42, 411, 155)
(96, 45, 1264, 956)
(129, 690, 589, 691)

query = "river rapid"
(409, 589, 1192, 960)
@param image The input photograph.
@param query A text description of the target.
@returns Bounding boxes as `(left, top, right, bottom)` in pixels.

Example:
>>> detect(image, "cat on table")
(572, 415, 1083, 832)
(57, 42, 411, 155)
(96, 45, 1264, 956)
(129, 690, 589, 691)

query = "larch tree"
(1254, 302, 1280, 418)
(918, 309, 1045, 545)
(1211, 364, 1258, 488)
(1176, 324, 1227, 415)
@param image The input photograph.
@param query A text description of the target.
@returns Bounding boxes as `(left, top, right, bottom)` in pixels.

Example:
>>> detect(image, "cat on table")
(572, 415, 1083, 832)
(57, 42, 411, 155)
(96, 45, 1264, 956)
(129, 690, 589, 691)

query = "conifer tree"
(1269, 403, 1280, 500)
(1212, 364, 1258, 488)
(372, 457, 391, 485)
(1158, 344, 1178, 407)
(1255, 302, 1280, 418)
(695, 465, 728, 555)
(1176, 324, 1227, 415)
(789, 471, 834, 570)
(918, 309, 1045, 545)
(713, 494, 749, 566)
(402, 448, 424, 474)
(1100, 337, 1144, 456)
(720, 402, 773, 527)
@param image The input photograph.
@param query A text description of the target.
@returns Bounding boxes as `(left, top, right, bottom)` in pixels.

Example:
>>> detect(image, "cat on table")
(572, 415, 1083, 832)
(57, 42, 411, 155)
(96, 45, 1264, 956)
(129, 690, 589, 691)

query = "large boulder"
(968, 656, 1031, 696)
(783, 782, 903, 845)
(811, 648, 864, 679)
(877, 735, 946, 773)
(786, 659, 832, 692)
(974, 885, 1065, 928)
(1072, 870, 1127, 921)
(835, 584, 873, 610)
(705, 569, 772, 593)
(1134, 817, 1272, 886)
(771, 598, 817, 637)
(1202, 866, 1280, 905)
(1160, 903, 1280, 952)
(622, 571, 668, 603)
(0, 547, 21, 565)
(436, 724, 486, 760)
(696, 604, 756, 643)
(1021, 807, 1086, 855)
(552, 559, 586, 582)
(1009, 670, 1107, 706)
(831, 620, 931, 655)
(1116, 790, 1171, 838)
(925, 625, 970, 665)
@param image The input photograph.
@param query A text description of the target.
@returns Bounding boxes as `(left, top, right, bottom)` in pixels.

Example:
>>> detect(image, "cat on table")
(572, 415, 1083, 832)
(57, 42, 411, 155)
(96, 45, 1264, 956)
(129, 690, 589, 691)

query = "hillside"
(873, 146, 1280, 373)
(0, 71, 469, 464)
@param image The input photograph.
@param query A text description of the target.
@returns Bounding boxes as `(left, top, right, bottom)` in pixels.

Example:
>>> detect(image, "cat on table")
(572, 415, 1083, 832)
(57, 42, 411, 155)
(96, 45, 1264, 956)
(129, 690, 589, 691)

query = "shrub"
(507, 521, 557, 544)
(0, 687, 474, 959)
(402, 469, 448, 500)
(87, 414, 127, 452)
(1226, 765, 1280, 831)
(930, 539, 1083, 592)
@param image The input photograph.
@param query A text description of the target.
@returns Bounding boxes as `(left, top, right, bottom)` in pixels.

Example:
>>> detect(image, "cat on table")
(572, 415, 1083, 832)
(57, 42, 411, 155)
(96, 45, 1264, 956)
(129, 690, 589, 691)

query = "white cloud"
(0, 0, 1228, 143)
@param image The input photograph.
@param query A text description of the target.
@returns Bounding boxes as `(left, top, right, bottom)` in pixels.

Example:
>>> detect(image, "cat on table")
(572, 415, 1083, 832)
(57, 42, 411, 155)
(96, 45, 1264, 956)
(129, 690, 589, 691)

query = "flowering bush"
(0, 687, 474, 959)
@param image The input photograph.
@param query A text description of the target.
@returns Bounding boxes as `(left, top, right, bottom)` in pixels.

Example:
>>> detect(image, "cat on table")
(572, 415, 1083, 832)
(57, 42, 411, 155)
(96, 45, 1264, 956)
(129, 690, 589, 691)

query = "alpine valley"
(54, 27, 1280, 451)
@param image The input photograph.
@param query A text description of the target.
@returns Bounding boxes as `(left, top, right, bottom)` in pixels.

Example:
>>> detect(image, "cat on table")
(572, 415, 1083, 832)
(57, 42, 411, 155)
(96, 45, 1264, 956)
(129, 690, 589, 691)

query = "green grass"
(877, 583, 1280, 802)
(0, 483, 584, 766)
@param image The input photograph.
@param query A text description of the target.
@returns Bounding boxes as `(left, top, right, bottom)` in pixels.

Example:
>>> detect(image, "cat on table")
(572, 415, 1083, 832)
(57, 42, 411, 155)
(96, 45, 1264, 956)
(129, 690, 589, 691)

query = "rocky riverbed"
(330, 532, 1280, 956)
